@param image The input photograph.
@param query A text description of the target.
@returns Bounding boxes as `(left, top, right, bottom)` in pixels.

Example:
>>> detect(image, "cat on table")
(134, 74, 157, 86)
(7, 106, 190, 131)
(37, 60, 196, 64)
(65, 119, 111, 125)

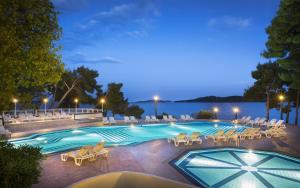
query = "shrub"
(125, 105, 144, 118)
(196, 110, 214, 119)
(0, 141, 43, 188)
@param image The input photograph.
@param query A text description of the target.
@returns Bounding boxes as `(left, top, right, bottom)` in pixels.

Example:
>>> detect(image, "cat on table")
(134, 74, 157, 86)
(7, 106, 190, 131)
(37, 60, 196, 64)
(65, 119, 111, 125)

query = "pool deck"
(32, 125, 300, 188)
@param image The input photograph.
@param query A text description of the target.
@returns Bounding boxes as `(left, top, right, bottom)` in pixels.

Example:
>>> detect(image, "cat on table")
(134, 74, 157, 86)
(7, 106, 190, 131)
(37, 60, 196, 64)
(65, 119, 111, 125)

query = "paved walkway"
(33, 125, 300, 188)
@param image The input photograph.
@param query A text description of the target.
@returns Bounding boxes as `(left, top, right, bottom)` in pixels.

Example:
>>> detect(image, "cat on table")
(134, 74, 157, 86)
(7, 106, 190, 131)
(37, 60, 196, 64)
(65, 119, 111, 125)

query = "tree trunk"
(56, 85, 75, 108)
(286, 100, 291, 124)
(295, 89, 299, 126)
(266, 91, 270, 121)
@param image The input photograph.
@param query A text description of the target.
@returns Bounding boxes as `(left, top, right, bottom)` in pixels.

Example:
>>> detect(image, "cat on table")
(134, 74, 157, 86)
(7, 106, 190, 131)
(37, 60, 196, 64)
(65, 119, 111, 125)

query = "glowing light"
(234, 125, 238, 128)
(153, 95, 159, 101)
(233, 107, 239, 113)
(43, 98, 48, 103)
(72, 130, 83, 134)
(170, 122, 175, 126)
(278, 94, 285, 101)
(13, 98, 18, 103)
(241, 165, 257, 172)
(213, 107, 219, 113)
(130, 123, 135, 127)
(74, 98, 79, 103)
(248, 149, 253, 153)
(100, 98, 105, 104)
(44, 141, 47, 143)
(214, 124, 218, 128)
(36, 137, 46, 141)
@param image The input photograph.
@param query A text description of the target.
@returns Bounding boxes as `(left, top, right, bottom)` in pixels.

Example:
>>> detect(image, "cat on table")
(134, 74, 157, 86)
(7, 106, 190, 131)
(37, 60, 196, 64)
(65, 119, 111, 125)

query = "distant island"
(176, 96, 262, 103)
(133, 96, 264, 103)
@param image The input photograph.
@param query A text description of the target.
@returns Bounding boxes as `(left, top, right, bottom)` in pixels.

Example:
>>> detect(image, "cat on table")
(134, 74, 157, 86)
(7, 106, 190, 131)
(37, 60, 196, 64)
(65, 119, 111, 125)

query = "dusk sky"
(52, 0, 280, 101)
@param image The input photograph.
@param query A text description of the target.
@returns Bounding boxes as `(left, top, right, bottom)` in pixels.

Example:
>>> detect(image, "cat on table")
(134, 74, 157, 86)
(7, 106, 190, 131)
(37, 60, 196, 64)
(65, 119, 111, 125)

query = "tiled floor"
(32, 125, 300, 188)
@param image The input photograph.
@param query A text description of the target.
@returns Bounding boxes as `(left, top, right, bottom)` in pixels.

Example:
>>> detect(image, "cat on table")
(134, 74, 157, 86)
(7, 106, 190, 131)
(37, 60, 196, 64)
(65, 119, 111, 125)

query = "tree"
(263, 0, 300, 125)
(0, 0, 64, 111)
(244, 62, 283, 120)
(0, 141, 43, 188)
(105, 83, 128, 115)
(125, 105, 144, 118)
(52, 66, 103, 107)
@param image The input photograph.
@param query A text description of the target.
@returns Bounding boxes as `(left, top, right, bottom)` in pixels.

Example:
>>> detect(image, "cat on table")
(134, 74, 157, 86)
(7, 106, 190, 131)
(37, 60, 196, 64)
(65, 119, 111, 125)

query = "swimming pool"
(172, 148, 300, 188)
(9, 121, 245, 154)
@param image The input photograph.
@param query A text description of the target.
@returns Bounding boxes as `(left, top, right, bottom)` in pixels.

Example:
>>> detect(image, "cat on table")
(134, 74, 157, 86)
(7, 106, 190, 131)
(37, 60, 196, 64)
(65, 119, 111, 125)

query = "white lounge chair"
(151, 115, 159, 122)
(168, 115, 176, 121)
(248, 117, 261, 126)
(124, 116, 131, 123)
(168, 133, 189, 147)
(242, 116, 251, 124)
(180, 115, 187, 121)
(102, 117, 109, 124)
(109, 117, 116, 124)
(188, 132, 202, 145)
(163, 115, 171, 122)
(129, 116, 138, 123)
(263, 119, 277, 127)
(185, 115, 194, 120)
(145, 116, 152, 122)
(273, 120, 285, 128)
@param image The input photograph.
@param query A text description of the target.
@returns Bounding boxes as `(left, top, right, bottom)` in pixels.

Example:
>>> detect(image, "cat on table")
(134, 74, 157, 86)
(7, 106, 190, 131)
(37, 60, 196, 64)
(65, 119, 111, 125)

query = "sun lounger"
(90, 142, 109, 159)
(188, 132, 202, 145)
(61, 147, 95, 166)
(168, 115, 176, 121)
(185, 115, 194, 120)
(109, 117, 116, 124)
(151, 115, 159, 122)
(163, 115, 171, 122)
(102, 117, 109, 124)
(263, 119, 277, 127)
(129, 116, 138, 123)
(248, 117, 260, 126)
(124, 116, 131, 123)
(214, 129, 236, 142)
(205, 130, 225, 141)
(168, 133, 189, 146)
(180, 115, 187, 121)
(257, 118, 266, 127)
(145, 116, 152, 122)
(261, 127, 287, 138)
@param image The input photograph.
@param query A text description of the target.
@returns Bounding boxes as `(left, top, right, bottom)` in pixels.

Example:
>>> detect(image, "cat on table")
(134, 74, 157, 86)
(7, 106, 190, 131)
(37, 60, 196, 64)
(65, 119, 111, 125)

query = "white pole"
(14, 102, 17, 117)
(44, 103, 47, 114)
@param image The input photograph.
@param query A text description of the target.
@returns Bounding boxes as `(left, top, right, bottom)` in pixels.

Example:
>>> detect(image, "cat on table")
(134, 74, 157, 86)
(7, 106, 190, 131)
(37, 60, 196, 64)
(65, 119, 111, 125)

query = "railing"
(2, 108, 102, 116)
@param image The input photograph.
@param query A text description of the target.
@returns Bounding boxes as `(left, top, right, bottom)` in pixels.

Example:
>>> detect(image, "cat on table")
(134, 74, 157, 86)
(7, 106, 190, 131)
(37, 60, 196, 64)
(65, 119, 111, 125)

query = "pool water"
(9, 121, 245, 154)
(172, 148, 300, 188)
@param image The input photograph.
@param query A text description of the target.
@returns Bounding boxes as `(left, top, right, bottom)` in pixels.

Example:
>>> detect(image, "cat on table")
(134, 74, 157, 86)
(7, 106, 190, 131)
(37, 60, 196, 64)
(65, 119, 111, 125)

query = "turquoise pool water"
(9, 121, 245, 154)
(172, 148, 300, 188)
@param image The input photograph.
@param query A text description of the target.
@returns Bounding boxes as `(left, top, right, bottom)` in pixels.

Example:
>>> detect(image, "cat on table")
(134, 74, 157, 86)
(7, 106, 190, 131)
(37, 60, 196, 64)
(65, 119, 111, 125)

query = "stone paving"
(32, 125, 300, 188)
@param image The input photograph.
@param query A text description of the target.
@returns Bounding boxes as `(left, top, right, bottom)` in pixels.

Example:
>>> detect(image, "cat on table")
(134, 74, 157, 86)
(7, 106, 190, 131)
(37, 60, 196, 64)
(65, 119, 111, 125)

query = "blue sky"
(52, 0, 280, 101)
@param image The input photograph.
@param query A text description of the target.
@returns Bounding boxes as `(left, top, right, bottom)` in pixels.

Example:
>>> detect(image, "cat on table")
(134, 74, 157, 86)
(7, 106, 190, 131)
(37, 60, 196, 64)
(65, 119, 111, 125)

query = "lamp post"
(13, 98, 18, 117)
(233, 107, 239, 120)
(100, 98, 105, 112)
(213, 107, 219, 119)
(278, 94, 285, 120)
(74, 98, 79, 113)
(153, 95, 159, 117)
(43, 98, 48, 114)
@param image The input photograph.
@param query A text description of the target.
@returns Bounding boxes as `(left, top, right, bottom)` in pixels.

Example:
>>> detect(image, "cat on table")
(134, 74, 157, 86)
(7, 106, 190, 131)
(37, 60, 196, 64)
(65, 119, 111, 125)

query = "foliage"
(52, 66, 103, 107)
(105, 83, 128, 115)
(262, 0, 300, 125)
(125, 105, 144, 118)
(244, 62, 284, 120)
(0, 141, 43, 188)
(0, 0, 64, 111)
(156, 112, 169, 120)
(196, 111, 214, 119)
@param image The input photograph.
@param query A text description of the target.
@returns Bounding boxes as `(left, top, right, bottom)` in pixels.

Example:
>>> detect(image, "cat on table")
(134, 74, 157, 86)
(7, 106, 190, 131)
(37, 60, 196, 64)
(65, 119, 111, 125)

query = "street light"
(100, 98, 105, 112)
(278, 94, 285, 120)
(153, 95, 159, 117)
(12, 98, 18, 117)
(233, 107, 239, 120)
(213, 107, 219, 119)
(74, 98, 79, 113)
(43, 98, 48, 114)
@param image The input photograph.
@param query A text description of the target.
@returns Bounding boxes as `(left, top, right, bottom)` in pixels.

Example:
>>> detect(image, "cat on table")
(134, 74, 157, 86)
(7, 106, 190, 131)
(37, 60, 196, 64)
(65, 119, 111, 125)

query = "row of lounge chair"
(102, 114, 195, 124)
(235, 116, 286, 128)
(61, 142, 108, 166)
(168, 132, 202, 146)
(3, 112, 72, 123)
(168, 126, 287, 147)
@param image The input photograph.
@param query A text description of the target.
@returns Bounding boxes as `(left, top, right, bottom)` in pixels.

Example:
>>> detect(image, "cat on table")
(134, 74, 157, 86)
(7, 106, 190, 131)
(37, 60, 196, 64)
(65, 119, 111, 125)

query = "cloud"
(208, 16, 252, 29)
(77, 1, 160, 35)
(65, 53, 121, 65)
